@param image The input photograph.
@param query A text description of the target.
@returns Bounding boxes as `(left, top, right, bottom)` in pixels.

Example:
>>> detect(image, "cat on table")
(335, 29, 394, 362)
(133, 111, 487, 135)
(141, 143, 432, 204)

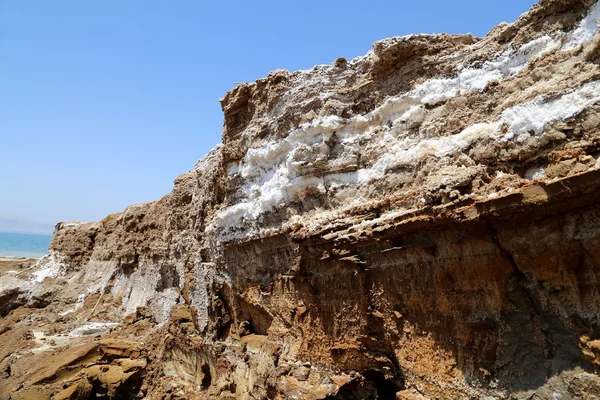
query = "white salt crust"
(564, 0, 600, 49)
(31, 251, 62, 283)
(211, 2, 600, 241)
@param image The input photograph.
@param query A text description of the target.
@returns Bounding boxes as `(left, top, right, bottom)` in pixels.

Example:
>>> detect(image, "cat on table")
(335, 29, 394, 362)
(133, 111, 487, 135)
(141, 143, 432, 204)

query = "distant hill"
(0, 218, 54, 235)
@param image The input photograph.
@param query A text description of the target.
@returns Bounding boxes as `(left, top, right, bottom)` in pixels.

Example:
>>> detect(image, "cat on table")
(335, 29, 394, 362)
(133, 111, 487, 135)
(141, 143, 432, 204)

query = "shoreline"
(0, 256, 41, 261)
(0, 256, 39, 273)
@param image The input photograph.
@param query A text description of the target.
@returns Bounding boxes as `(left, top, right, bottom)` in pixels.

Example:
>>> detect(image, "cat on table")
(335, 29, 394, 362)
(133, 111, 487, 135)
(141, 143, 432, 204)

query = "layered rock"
(3, 0, 600, 398)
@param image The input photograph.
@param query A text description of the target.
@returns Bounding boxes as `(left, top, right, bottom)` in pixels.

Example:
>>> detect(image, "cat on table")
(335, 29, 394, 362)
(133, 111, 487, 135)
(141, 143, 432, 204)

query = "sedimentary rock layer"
(3, 0, 600, 398)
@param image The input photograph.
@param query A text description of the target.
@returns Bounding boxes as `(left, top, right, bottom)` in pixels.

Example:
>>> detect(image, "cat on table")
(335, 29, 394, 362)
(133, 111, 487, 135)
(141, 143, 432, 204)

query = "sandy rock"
(4, 0, 600, 398)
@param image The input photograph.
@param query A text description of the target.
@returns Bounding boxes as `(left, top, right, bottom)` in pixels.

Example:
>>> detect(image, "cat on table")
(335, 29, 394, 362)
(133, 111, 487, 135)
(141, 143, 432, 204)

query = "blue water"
(0, 231, 52, 258)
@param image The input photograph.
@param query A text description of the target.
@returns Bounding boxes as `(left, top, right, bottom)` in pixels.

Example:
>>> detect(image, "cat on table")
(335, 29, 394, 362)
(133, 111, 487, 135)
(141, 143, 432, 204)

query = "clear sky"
(0, 0, 537, 231)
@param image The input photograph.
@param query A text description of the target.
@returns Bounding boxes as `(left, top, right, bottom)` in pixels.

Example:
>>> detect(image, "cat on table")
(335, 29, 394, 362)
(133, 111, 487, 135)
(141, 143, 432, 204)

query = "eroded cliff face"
(3, 1, 600, 398)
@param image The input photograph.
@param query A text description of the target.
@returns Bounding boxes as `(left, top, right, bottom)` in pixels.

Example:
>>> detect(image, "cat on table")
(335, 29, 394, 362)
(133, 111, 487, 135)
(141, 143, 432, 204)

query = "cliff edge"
(3, 1, 600, 398)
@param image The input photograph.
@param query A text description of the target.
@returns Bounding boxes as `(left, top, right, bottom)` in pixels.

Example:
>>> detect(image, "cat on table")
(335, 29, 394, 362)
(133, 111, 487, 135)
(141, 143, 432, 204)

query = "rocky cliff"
(3, 0, 600, 398)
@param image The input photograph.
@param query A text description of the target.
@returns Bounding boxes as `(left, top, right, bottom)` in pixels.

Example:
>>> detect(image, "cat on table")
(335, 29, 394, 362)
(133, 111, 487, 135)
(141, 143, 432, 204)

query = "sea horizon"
(0, 231, 52, 258)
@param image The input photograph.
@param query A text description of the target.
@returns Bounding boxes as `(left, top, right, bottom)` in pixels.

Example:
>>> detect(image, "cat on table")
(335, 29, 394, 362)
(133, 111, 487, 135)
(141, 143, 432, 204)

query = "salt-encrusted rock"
(4, 0, 600, 398)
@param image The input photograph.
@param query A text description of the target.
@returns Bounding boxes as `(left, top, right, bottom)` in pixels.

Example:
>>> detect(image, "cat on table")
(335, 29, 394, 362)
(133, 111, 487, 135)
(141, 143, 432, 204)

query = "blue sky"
(0, 0, 537, 231)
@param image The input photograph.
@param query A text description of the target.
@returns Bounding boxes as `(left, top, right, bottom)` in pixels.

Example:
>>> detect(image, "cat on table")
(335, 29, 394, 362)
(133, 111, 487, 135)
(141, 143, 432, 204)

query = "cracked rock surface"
(4, 0, 600, 398)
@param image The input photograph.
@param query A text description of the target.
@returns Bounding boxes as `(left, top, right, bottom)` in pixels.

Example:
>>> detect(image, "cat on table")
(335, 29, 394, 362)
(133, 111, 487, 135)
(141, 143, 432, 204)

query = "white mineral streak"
(31, 251, 62, 283)
(29, 321, 119, 354)
(110, 262, 184, 324)
(59, 293, 86, 316)
(209, 3, 600, 241)
(525, 166, 547, 181)
(500, 80, 600, 141)
(414, 35, 558, 106)
(69, 322, 119, 337)
(190, 263, 216, 332)
(564, 0, 600, 49)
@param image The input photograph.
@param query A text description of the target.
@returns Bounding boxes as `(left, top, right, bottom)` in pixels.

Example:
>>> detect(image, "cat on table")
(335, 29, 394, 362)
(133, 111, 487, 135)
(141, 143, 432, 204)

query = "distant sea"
(0, 231, 51, 258)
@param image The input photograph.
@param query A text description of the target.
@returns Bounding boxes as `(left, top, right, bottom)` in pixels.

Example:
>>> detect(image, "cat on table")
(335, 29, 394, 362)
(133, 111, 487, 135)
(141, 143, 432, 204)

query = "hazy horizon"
(0, 218, 55, 235)
(0, 0, 537, 231)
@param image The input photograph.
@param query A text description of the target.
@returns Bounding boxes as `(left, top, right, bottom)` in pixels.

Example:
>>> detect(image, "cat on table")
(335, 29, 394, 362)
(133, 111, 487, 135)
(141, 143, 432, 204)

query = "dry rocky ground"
(3, 0, 600, 398)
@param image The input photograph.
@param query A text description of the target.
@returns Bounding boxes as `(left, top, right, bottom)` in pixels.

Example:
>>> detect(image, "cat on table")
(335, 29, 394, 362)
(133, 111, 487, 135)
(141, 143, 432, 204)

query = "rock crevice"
(4, 1, 600, 398)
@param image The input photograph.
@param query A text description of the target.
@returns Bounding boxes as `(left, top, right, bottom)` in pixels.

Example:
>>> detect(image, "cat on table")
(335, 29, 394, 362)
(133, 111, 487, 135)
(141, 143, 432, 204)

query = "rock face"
(4, 0, 600, 398)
